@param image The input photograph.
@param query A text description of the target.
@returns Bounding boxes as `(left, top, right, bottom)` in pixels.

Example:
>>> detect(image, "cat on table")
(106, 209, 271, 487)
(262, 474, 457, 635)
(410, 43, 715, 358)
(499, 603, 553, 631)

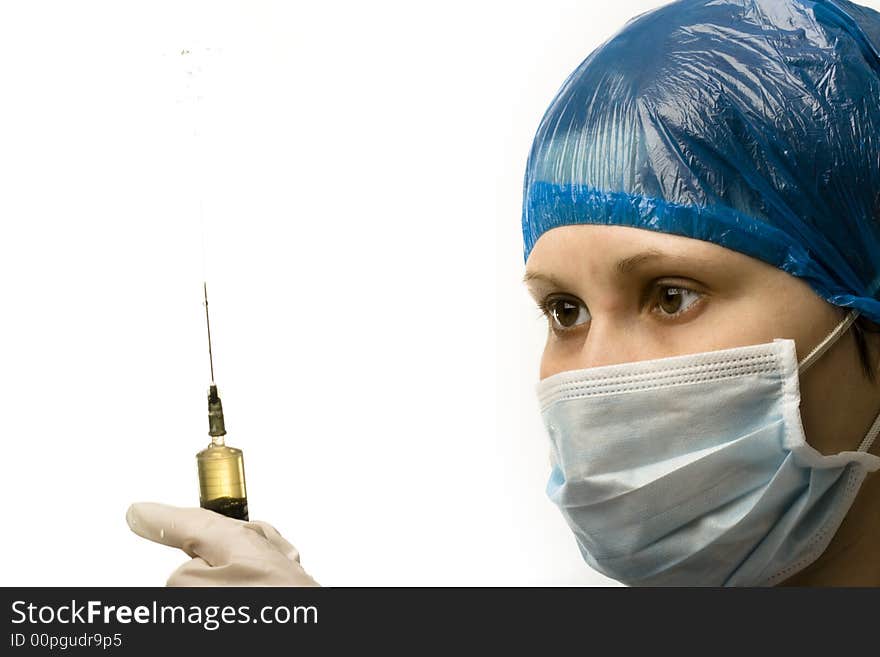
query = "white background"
(5, 0, 874, 586)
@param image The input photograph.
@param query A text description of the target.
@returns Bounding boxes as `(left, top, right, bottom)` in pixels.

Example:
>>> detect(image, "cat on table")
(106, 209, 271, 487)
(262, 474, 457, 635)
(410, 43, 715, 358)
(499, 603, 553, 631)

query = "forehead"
(525, 224, 750, 273)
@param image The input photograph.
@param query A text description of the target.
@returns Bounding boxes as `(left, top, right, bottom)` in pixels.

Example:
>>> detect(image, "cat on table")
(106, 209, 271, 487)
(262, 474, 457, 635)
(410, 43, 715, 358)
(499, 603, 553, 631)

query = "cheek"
(739, 273, 841, 353)
(538, 352, 557, 381)
(538, 339, 559, 381)
(539, 329, 586, 380)
(703, 302, 771, 347)
(796, 336, 859, 455)
(687, 292, 797, 352)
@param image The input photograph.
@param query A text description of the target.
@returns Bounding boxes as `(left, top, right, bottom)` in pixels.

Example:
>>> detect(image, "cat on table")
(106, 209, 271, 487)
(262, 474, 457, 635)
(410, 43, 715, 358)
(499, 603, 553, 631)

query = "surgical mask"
(537, 311, 880, 586)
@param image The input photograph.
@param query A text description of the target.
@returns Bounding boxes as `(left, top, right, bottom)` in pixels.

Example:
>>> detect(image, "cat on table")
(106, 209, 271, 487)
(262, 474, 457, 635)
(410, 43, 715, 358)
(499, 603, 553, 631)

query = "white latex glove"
(126, 502, 320, 587)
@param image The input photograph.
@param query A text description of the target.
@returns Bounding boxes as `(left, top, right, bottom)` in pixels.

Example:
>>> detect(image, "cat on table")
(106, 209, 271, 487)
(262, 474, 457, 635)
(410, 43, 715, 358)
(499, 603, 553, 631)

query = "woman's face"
(523, 224, 880, 457)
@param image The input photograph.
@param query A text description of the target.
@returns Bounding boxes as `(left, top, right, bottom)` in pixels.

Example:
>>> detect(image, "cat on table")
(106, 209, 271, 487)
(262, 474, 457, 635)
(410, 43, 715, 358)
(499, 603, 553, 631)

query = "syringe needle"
(203, 281, 215, 384)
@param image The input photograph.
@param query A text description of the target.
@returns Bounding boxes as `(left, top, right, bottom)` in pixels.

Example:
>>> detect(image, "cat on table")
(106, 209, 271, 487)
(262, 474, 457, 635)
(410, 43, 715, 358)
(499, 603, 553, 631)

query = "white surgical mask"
(536, 311, 880, 586)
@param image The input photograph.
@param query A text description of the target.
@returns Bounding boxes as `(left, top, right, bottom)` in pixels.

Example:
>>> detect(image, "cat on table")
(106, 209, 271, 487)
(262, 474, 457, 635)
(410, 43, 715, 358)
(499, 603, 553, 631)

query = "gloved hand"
(126, 502, 320, 587)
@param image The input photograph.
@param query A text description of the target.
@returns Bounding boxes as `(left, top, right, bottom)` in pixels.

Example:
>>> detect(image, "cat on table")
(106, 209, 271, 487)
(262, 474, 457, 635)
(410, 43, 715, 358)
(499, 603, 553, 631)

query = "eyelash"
(535, 284, 704, 331)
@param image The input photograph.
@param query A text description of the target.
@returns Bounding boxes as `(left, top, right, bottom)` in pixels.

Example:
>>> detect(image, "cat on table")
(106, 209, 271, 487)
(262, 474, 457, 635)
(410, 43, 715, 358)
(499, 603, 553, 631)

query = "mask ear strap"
(856, 409, 880, 453)
(797, 309, 860, 374)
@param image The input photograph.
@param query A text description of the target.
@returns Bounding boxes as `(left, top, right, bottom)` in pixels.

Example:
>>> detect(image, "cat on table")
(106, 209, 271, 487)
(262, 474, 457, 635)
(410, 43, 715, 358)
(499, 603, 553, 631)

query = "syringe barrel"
(196, 443, 248, 520)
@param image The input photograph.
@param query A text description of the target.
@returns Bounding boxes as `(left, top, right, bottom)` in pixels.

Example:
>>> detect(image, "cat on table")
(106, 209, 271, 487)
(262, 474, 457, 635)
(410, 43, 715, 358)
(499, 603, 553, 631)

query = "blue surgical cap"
(522, 0, 880, 323)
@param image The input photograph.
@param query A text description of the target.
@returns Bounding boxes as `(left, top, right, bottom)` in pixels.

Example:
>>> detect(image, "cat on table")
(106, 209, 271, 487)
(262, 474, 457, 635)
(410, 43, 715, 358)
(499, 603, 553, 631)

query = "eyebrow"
(615, 249, 667, 274)
(522, 270, 567, 287)
(522, 249, 707, 287)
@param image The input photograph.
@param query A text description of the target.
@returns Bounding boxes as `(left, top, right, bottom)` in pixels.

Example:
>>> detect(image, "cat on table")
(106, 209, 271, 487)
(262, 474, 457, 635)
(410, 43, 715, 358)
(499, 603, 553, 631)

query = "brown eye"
(547, 297, 590, 330)
(656, 286, 701, 317)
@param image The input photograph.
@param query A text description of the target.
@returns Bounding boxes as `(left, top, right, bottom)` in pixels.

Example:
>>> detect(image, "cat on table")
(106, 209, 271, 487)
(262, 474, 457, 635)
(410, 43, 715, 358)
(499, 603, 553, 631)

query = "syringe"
(196, 282, 249, 520)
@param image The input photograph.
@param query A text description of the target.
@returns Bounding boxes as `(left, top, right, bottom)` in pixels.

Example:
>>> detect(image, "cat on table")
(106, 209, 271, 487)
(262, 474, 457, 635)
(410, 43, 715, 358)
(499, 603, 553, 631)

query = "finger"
(165, 557, 264, 587)
(167, 555, 321, 587)
(127, 502, 258, 566)
(245, 520, 302, 563)
(166, 558, 266, 587)
(126, 502, 219, 553)
(166, 557, 214, 587)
